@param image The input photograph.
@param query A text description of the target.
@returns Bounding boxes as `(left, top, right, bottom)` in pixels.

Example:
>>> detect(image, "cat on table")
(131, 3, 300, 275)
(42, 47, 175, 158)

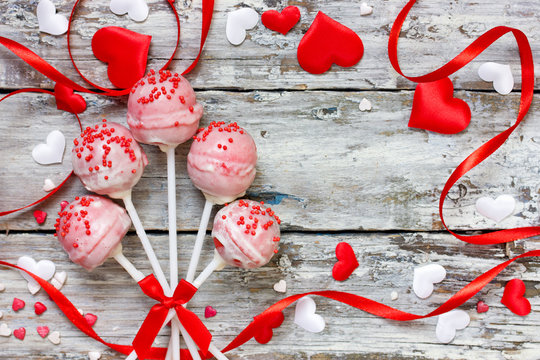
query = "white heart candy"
(32, 130, 65, 165)
(48, 331, 61, 345)
(360, 3, 373, 16)
(37, 0, 69, 36)
(0, 323, 11, 337)
(273, 279, 287, 293)
(88, 351, 102, 360)
(78, 308, 84, 316)
(43, 178, 56, 192)
(28, 281, 41, 295)
(436, 310, 470, 343)
(294, 296, 325, 333)
(390, 291, 398, 301)
(475, 195, 515, 223)
(17, 256, 56, 292)
(110, 0, 149, 22)
(478, 62, 514, 95)
(413, 263, 446, 299)
(51, 271, 67, 290)
(359, 98, 372, 111)
(226, 8, 259, 46)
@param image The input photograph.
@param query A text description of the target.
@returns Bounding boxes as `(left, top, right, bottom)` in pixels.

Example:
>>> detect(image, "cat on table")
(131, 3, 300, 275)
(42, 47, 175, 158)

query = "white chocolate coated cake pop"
(71, 120, 148, 199)
(127, 69, 203, 148)
(212, 199, 281, 269)
(187, 122, 257, 204)
(54, 196, 131, 271)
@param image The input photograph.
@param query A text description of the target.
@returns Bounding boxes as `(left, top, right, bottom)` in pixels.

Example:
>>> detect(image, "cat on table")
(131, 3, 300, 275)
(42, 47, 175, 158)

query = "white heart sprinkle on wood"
(47, 331, 61, 345)
(273, 279, 287, 293)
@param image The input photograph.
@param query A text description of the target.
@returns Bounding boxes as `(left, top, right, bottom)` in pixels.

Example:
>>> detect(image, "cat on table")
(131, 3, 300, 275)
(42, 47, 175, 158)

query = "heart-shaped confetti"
(48, 330, 61, 345)
(32, 130, 66, 165)
(273, 279, 287, 293)
(28, 282, 41, 295)
(12, 298, 25, 312)
(91, 26, 151, 89)
(17, 256, 56, 293)
(360, 3, 373, 16)
(13, 327, 26, 340)
(110, 0, 149, 22)
(35, 302, 47, 315)
(84, 313, 98, 327)
(36, 0, 68, 36)
(436, 310, 470, 343)
(476, 300, 489, 313)
(54, 83, 87, 114)
(297, 12, 363, 74)
(409, 77, 471, 134)
(33, 210, 47, 225)
(332, 242, 359, 281)
(253, 311, 284, 344)
(478, 62, 514, 95)
(88, 351, 102, 360)
(37, 326, 50, 338)
(475, 195, 515, 223)
(501, 279, 531, 316)
(413, 263, 446, 299)
(204, 306, 217, 318)
(226, 8, 259, 45)
(42, 178, 56, 192)
(261, 6, 300, 35)
(359, 98, 372, 111)
(294, 296, 325, 333)
(0, 323, 11, 337)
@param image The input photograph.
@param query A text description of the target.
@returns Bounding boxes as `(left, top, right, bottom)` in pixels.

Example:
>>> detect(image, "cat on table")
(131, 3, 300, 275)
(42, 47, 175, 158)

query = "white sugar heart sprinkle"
(88, 351, 102, 360)
(360, 3, 373, 16)
(32, 130, 66, 165)
(294, 296, 325, 333)
(43, 178, 56, 192)
(436, 310, 470, 343)
(110, 0, 149, 22)
(273, 279, 287, 293)
(51, 271, 67, 290)
(359, 98, 372, 111)
(78, 308, 84, 316)
(390, 291, 399, 301)
(226, 8, 259, 46)
(17, 256, 56, 293)
(0, 283, 5, 292)
(37, 0, 69, 36)
(413, 263, 446, 299)
(478, 62, 514, 95)
(0, 323, 11, 337)
(475, 195, 515, 223)
(28, 281, 41, 295)
(48, 331, 61, 345)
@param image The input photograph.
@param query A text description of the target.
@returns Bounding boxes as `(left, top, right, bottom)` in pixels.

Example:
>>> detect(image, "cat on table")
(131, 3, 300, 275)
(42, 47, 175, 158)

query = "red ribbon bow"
(134, 276, 211, 360)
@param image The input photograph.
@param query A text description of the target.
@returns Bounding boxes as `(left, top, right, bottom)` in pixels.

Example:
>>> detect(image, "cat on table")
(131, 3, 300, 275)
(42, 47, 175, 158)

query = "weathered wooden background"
(0, 0, 539, 359)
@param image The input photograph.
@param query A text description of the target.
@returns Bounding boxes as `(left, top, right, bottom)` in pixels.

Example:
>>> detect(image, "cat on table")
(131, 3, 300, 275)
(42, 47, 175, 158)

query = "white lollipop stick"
(186, 199, 214, 282)
(193, 251, 228, 289)
(111, 245, 144, 282)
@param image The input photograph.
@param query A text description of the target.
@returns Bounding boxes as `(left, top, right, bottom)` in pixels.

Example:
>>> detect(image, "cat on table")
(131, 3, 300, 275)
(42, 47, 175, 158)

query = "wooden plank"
(0, 0, 537, 91)
(0, 232, 538, 359)
(1, 90, 538, 232)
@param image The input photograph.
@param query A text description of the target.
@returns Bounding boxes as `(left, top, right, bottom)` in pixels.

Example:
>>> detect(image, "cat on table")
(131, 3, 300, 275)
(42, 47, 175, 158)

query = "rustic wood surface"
(0, 0, 539, 359)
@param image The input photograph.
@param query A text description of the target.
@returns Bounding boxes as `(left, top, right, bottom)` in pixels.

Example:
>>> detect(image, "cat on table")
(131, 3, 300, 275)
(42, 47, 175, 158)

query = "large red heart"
(54, 83, 87, 114)
(332, 242, 359, 282)
(253, 311, 284, 344)
(91, 26, 151, 89)
(297, 12, 363, 74)
(409, 77, 471, 134)
(501, 279, 531, 316)
(261, 6, 300, 35)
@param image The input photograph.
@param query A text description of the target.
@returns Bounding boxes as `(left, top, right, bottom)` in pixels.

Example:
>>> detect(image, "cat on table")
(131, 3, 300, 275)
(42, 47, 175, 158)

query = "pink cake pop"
(127, 69, 203, 148)
(71, 120, 148, 199)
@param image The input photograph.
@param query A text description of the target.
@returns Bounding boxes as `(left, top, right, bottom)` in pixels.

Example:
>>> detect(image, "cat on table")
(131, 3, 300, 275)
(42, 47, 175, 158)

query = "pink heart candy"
(35, 302, 47, 315)
(37, 326, 49, 338)
(13, 327, 26, 340)
(12, 298, 25, 312)
(204, 306, 217, 318)
(84, 313, 98, 327)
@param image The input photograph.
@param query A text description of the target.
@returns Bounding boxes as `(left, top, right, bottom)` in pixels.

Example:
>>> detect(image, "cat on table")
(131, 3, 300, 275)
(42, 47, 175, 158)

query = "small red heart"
(332, 242, 359, 282)
(409, 77, 471, 134)
(33, 210, 47, 225)
(12, 298, 25, 312)
(84, 313, 98, 327)
(476, 300, 489, 313)
(60, 200, 69, 211)
(204, 305, 217, 318)
(13, 327, 26, 340)
(261, 6, 300, 35)
(501, 279, 531, 316)
(253, 311, 284, 344)
(297, 12, 363, 74)
(35, 302, 47, 315)
(37, 325, 49, 338)
(54, 83, 87, 114)
(91, 26, 152, 89)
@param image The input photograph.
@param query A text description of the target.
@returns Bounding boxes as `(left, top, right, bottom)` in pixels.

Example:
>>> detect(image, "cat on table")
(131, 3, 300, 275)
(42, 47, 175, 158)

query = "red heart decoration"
(12, 298, 25, 312)
(409, 77, 471, 134)
(33, 210, 47, 225)
(13, 327, 26, 340)
(297, 12, 363, 74)
(91, 26, 151, 89)
(34, 302, 47, 315)
(253, 311, 284, 344)
(501, 279, 531, 316)
(261, 6, 301, 35)
(54, 83, 86, 114)
(84, 313, 98, 327)
(204, 305, 217, 318)
(332, 242, 359, 281)
(37, 325, 50, 338)
(476, 300, 489, 313)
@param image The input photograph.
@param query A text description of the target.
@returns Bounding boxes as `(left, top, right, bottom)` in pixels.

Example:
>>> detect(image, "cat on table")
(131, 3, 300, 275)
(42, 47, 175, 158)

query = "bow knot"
(132, 275, 211, 360)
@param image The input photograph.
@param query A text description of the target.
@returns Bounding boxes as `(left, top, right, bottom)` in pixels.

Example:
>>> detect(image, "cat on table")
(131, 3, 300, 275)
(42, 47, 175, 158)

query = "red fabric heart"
(409, 77, 471, 134)
(84, 313, 98, 327)
(501, 279, 531, 316)
(261, 6, 300, 35)
(204, 305, 217, 318)
(13, 327, 25, 340)
(253, 311, 284, 344)
(54, 83, 86, 114)
(12, 298, 25, 312)
(91, 26, 151, 89)
(297, 12, 363, 74)
(33, 210, 47, 225)
(476, 300, 489, 313)
(332, 242, 359, 281)
(37, 325, 49, 338)
(34, 302, 47, 315)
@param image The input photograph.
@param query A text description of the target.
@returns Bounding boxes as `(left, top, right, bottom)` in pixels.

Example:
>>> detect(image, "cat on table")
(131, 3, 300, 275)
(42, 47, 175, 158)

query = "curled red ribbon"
(134, 276, 212, 359)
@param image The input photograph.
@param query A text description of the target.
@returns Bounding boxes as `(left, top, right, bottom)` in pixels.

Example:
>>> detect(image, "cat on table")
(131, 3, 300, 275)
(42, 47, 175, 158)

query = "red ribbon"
(134, 276, 212, 359)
